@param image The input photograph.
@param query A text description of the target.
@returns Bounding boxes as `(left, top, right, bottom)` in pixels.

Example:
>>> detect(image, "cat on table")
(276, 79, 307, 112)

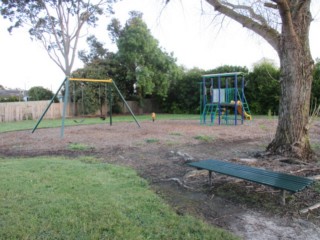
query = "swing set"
(72, 80, 109, 123)
(32, 77, 140, 138)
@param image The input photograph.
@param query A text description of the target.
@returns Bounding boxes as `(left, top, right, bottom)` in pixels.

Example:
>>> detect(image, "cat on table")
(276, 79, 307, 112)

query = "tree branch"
(271, 0, 296, 41)
(223, 2, 268, 25)
(264, 2, 278, 9)
(206, 0, 281, 53)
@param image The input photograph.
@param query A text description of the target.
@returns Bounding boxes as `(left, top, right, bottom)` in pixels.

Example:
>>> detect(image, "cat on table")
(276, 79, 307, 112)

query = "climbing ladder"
(201, 103, 218, 125)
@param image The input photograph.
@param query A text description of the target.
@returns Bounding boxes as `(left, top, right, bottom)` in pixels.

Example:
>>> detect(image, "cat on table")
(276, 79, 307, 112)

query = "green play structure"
(200, 72, 252, 125)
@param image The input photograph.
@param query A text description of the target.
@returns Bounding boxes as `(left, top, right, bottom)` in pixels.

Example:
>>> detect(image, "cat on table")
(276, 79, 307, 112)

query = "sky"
(0, 0, 319, 92)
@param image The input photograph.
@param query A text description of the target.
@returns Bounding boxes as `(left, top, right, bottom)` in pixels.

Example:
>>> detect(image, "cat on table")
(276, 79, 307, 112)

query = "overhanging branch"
(206, 0, 280, 53)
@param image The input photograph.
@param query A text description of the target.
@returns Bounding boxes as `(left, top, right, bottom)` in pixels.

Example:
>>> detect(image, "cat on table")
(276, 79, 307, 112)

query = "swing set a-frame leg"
(112, 80, 141, 128)
(32, 77, 67, 135)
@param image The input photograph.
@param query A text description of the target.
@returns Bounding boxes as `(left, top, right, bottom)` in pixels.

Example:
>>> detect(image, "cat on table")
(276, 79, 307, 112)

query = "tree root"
(300, 202, 320, 214)
(162, 178, 195, 190)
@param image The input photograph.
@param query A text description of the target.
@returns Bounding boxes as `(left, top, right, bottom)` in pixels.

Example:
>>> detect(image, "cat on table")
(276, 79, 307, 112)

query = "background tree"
(173, 0, 316, 160)
(246, 59, 280, 115)
(71, 35, 124, 115)
(0, 0, 117, 77)
(311, 59, 320, 108)
(28, 86, 58, 102)
(164, 65, 248, 114)
(108, 11, 180, 103)
(164, 67, 202, 114)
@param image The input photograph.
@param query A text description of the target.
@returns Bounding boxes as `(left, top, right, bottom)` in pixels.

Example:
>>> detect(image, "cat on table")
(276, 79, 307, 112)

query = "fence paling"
(0, 99, 156, 123)
(0, 101, 62, 123)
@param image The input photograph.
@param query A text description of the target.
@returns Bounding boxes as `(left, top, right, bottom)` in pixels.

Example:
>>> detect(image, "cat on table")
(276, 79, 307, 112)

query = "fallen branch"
(290, 168, 309, 174)
(300, 202, 320, 214)
(184, 170, 208, 179)
(277, 158, 307, 165)
(290, 168, 320, 174)
(162, 178, 195, 190)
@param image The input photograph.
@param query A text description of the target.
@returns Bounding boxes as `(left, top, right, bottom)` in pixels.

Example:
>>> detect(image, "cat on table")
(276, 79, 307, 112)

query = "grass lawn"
(0, 114, 200, 133)
(0, 157, 238, 240)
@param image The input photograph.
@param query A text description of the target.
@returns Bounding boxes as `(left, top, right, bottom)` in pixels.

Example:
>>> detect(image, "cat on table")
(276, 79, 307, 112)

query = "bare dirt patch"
(1, 118, 320, 239)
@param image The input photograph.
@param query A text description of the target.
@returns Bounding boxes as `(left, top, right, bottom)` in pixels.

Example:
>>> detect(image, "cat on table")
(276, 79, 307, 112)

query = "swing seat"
(73, 118, 85, 123)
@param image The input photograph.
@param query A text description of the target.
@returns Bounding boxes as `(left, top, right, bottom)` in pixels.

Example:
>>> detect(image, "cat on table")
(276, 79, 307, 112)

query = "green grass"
(0, 157, 238, 240)
(170, 132, 182, 136)
(0, 114, 199, 133)
(194, 135, 215, 142)
(145, 138, 160, 143)
(67, 142, 92, 151)
(313, 182, 320, 193)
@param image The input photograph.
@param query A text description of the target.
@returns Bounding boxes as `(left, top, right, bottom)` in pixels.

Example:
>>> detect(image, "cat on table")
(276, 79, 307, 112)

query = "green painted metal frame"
(32, 77, 140, 138)
(188, 159, 313, 192)
(32, 77, 67, 134)
(200, 72, 252, 125)
(188, 159, 314, 205)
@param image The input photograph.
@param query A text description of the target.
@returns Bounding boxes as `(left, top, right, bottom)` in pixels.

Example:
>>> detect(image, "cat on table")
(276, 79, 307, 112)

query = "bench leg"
(281, 190, 286, 205)
(209, 171, 212, 185)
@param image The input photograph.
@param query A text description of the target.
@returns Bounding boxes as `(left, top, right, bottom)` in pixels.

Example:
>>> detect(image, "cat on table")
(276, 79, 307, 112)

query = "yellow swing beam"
(69, 78, 113, 83)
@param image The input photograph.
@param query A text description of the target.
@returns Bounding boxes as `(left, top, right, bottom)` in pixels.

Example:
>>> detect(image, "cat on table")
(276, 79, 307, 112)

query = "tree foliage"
(28, 86, 58, 102)
(0, 0, 117, 76)
(246, 60, 280, 115)
(108, 11, 180, 101)
(311, 59, 320, 108)
(71, 36, 125, 115)
(164, 67, 202, 114)
(164, 65, 248, 114)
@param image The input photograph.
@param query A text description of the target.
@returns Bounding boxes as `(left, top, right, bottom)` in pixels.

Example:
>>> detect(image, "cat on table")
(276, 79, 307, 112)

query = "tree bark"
(267, 2, 314, 160)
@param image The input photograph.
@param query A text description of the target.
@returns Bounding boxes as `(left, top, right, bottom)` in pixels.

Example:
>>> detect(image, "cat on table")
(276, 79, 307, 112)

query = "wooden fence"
(0, 99, 159, 123)
(0, 101, 62, 123)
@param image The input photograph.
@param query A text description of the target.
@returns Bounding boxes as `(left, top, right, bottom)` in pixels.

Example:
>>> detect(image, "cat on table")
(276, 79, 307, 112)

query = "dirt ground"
(1, 118, 320, 239)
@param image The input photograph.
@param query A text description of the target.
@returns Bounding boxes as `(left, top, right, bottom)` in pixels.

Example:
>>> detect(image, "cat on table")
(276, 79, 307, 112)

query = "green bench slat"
(188, 159, 314, 193)
(196, 160, 310, 184)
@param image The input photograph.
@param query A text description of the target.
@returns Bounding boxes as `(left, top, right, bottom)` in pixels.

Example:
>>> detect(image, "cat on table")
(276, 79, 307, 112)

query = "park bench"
(187, 159, 314, 205)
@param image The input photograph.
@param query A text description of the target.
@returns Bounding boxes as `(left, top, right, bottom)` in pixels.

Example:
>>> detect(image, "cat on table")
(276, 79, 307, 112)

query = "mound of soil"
(1, 118, 320, 239)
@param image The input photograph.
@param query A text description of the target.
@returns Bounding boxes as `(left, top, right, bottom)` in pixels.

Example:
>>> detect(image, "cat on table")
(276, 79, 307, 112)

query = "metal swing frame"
(32, 77, 140, 138)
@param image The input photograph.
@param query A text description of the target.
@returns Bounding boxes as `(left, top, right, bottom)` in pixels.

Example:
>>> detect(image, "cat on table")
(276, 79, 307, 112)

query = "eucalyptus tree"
(0, 0, 117, 77)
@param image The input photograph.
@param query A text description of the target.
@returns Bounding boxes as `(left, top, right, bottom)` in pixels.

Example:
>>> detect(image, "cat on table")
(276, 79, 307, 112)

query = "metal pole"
(109, 84, 112, 126)
(241, 75, 245, 124)
(112, 80, 141, 128)
(61, 77, 70, 138)
(234, 74, 238, 125)
(210, 78, 214, 124)
(218, 76, 221, 125)
(32, 77, 67, 133)
(73, 82, 76, 116)
(226, 77, 229, 124)
(203, 77, 206, 124)
(199, 82, 202, 124)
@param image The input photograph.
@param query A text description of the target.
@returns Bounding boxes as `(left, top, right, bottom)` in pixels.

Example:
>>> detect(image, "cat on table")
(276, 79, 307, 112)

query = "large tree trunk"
(267, 40, 314, 160)
(267, 1, 314, 161)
